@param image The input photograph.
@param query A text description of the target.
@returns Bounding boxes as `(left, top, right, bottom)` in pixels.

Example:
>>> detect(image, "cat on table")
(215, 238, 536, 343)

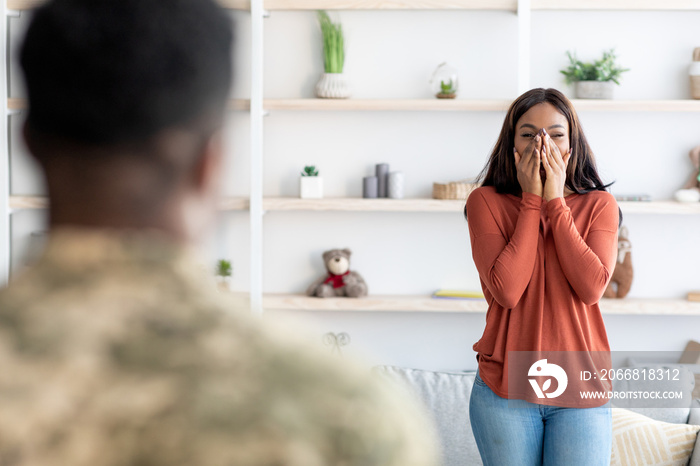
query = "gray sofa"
(375, 366, 700, 466)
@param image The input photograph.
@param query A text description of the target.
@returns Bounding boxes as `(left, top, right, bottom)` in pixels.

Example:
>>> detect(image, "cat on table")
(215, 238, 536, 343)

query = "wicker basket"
(432, 181, 478, 200)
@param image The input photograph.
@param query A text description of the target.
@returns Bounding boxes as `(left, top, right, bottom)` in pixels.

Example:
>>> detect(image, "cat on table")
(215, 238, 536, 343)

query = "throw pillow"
(611, 408, 700, 466)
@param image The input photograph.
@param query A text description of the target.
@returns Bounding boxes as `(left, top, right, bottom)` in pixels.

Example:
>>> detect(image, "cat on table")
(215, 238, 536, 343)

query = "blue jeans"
(469, 372, 611, 466)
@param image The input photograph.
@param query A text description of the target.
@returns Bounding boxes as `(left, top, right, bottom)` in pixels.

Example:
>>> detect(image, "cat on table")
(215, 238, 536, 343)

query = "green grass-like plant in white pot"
(300, 165, 323, 199)
(560, 49, 629, 99)
(315, 11, 350, 99)
(216, 259, 232, 292)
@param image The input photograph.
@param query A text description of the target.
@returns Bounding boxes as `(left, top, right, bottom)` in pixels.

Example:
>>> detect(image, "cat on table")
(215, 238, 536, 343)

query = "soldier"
(0, 0, 438, 464)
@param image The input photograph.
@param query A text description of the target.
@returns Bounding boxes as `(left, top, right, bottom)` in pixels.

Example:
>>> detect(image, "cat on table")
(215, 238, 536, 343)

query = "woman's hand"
(514, 134, 543, 198)
(541, 130, 572, 202)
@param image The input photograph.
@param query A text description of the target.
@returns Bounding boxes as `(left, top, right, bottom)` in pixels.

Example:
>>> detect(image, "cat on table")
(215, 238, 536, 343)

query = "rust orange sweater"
(466, 186, 619, 402)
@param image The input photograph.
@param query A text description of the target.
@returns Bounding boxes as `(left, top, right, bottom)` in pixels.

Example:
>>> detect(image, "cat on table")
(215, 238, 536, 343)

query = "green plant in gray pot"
(561, 49, 629, 99)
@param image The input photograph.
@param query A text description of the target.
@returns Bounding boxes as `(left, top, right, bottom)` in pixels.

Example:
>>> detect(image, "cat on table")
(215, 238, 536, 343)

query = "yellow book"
(432, 289, 485, 300)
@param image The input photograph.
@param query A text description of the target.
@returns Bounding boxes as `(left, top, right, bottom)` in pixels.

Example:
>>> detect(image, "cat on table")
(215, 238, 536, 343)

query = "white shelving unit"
(3, 0, 700, 316)
(0, 0, 9, 286)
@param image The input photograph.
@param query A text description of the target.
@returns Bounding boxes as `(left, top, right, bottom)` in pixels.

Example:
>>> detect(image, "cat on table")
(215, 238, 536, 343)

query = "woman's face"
(513, 102, 570, 179)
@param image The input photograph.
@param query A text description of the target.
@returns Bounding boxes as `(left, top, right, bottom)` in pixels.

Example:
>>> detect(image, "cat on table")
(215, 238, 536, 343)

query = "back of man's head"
(19, 0, 233, 236)
(21, 0, 232, 146)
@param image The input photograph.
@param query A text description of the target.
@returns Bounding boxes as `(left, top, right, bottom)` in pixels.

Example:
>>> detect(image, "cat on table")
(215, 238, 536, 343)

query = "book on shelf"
(614, 194, 652, 202)
(432, 289, 485, 300)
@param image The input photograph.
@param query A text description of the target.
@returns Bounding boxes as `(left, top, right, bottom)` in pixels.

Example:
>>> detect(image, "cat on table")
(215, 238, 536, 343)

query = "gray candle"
(363, 176, 378, 198)
(388, 171, 405, 199)
(376, 163, 389, 198)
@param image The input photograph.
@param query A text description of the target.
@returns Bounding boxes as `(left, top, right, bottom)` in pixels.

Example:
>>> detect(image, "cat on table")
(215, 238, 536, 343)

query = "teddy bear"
(306, 248, 368, 298)
(675, 145, 700, 202)
(603, 226, 633, 299)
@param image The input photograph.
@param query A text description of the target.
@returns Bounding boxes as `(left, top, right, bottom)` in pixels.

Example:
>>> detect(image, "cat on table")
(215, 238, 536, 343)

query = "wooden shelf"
(10, 99, 700, 113)
(264, 294, 489, 312)
(9, 196, 46, 210)
(267, 198, 700, 214)
(263, 197, 465, 212)
(571, 100, 700, 112)
(263, 99, 512, 112)
(263, 294, 700, 315)
(9, 196, 249, 211)
(7, 98, 250, 112)
(265, 0, 515, 10)
(7, 0, 251, 10)
(267, 100, 700, 113)
(9, 196, 700, 215)
(618, 201, 700, 215)
(531, 0, 700, 10)
(600, 298, 700, 315)
(8, 0, 700, 12)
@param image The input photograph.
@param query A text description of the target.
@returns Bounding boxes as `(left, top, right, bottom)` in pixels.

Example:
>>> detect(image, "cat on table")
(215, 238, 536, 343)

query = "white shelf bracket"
(5, 9, 19, 18)
(0, 7, 10, 286)
(263, 9, 270, 18)
(516, 0, 531, 94)
(249, 0, 264, 316)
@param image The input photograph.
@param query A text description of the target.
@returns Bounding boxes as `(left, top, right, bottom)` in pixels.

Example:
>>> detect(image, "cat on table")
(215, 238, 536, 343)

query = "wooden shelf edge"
(263, 99, 512, 112)
(263, 197, 466, 212)
(618, 201, 700, 215)
(8, 0, 251, 10)
(10, 196, 250, 211)
(263, 294, 489, 312)
(9, 0, 700, 12)
(9, 98, 700, 113)
(599, 298, 700, 315)
(263, 294, 700, 315)
(9, 196, 47, 210)
(265, 0, 516, 10)
(10, 196, 700, 215)
(532, 0, 700, 10)
(8, 98, 251, 112)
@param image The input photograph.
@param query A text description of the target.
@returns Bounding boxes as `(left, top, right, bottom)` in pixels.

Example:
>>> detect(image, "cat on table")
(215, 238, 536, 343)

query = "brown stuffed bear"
(603, 226, 633, 299)
(684, 145, 700, 190)
(306, 249, 368, 298)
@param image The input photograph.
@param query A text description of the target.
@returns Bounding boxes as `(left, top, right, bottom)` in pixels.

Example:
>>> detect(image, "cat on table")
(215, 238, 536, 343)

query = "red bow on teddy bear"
(323, 271, 350, 289)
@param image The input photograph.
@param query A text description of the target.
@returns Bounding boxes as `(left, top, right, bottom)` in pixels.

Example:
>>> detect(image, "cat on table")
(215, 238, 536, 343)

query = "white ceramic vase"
(300, 177, 323, 199)
(315, 73, 351, 99)
(575, 81, 615, 99)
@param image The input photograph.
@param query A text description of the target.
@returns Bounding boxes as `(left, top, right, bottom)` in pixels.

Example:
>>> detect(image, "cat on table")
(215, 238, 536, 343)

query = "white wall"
(6, 9, 700, 371)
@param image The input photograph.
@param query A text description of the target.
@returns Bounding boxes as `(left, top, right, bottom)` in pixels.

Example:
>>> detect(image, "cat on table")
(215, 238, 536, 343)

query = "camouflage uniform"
(0, 228, 438, 466)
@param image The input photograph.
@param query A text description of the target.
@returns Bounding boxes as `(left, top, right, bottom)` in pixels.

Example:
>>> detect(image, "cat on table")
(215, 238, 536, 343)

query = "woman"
(466, 88, 619, 465)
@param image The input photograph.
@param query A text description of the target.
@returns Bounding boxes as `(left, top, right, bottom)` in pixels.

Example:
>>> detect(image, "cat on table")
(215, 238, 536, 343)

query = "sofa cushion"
(373, 366, 480, 466)
(611, 408, 700, 466)
(612, 365, 696, 424)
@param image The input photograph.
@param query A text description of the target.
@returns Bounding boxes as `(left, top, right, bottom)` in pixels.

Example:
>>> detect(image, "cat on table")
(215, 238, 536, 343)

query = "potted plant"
(430, 62, 459, 99)
(300, 165, 323, 198)
(216, 259, 232, 292)
(560, 49, 629, 99)
(315, 10, 350, 99)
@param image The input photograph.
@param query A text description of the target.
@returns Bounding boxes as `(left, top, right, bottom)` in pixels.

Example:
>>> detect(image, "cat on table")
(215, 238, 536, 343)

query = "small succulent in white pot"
(300, 165, 323, 199)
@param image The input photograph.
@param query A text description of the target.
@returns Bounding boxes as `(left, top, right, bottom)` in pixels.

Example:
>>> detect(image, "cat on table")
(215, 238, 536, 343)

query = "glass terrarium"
(430, 62, 459, 99)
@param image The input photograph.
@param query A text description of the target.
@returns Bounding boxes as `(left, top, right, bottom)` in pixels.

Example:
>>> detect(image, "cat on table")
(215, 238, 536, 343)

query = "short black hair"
(20, 0, 233, 146)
